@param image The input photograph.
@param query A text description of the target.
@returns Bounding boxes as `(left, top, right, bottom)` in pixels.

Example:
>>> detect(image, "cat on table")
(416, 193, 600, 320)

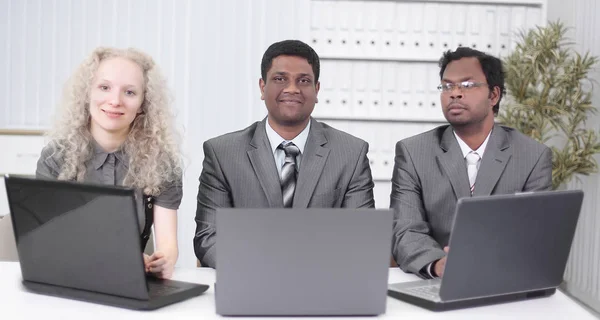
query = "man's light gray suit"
(390, 124, 552, 277)
(194, 118, 375, 267)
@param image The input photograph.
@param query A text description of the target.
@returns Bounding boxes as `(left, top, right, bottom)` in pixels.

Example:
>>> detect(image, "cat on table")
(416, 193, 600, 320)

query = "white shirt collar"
(265, 118, 311, 155)
(453, 128, 492, 158)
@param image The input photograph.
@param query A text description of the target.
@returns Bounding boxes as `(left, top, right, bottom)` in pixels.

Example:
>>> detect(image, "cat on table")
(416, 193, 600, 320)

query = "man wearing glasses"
(389, 47, 552, 279)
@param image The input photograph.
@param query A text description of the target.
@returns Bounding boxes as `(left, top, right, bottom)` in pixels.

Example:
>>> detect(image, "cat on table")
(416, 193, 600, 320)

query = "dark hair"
(438, 47, 506, 115)
(261, 40, 320, 82)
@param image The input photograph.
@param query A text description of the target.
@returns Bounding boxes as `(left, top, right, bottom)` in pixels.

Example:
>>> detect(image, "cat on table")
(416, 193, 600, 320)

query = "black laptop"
(4, 174, 209, 310)
(388, 190, 583, 311)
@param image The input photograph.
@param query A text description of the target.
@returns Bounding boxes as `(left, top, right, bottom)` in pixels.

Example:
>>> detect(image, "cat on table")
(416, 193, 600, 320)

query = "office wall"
(547, 0, 600, 313)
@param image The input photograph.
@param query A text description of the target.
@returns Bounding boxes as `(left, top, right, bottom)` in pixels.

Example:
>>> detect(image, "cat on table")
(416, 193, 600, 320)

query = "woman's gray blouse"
(36, 142, 182, 232)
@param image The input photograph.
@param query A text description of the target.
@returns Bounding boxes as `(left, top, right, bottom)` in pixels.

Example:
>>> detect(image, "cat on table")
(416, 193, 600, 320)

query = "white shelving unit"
(308, 0, 547, 206)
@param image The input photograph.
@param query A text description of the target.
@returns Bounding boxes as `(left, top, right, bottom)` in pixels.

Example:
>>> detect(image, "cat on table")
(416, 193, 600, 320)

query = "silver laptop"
(215, 208, 393, 316)
(388, 190, 584, 311)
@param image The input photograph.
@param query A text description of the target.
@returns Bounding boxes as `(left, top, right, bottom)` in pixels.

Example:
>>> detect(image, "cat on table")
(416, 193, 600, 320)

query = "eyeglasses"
(437, 81, 488, 92)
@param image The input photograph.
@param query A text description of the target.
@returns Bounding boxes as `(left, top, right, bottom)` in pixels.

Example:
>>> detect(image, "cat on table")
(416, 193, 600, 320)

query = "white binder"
(454, 4, 468, 49)
(411, 63, 428, 121)
(423, 2, 439, 61)
(378, 1, 396, 60)
(381, 61, 398, 119)
(315, 60, 336, 118)
(367, 62, 383, 119)
(334, 1, 352, 58)
(357, 124, 379, 179)
(348, 1, 367, 59)
(438, 3, 453, 53)
(395, 2, 411, 61)
(310, 0, 325, 55)
(397, 63, 412, 120)
(467, 5, 483, 51)
(364, 2, 380, 59)
(427, 63, 444, 122)
(352, 61, 369, 118)
(337, 60, 353, 118)
(407, 2, 425, 60)
(510, 6, 526, 51)
(497, 6, 511, 57)
(482, 6, 497, 54)
(321, 0, 336, 57)
(379, 123, 395, 181)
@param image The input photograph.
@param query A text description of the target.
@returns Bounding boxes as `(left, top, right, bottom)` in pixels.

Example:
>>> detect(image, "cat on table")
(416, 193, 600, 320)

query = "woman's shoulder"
(37, 141, 67, 179)
(40, 141, 66, 161)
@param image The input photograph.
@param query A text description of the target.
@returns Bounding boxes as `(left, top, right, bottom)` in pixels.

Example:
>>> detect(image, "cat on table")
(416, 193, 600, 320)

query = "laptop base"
(388, 287, 556, 312)
(23, 278, 209, 310)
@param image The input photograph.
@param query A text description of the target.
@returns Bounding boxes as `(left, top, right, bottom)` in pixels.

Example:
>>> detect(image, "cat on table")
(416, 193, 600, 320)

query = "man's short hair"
(261, 40, 320, 82)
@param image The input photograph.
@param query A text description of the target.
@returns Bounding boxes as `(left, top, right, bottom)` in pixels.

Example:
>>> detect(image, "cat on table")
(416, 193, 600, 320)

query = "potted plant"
(499, 21, 600, 189)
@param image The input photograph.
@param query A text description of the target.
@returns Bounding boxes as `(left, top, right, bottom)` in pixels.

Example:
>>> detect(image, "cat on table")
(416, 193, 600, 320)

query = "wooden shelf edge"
(0, 129, 46, 136)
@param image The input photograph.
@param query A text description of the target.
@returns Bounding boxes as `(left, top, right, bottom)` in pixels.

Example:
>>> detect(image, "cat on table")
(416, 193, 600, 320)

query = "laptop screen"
(5, 176, 149, 299)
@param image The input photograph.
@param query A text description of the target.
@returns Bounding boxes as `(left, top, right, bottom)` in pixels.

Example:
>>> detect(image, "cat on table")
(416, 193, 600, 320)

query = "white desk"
(0, 262, 594, 320)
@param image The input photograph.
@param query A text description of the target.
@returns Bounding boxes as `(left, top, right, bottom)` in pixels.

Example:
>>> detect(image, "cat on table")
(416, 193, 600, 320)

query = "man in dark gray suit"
(194, 40, 375, 267)
(390, 47, 552, 278)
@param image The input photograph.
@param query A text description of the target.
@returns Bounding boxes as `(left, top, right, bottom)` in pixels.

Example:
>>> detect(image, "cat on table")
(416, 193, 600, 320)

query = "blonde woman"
(36, 47, 182, 279)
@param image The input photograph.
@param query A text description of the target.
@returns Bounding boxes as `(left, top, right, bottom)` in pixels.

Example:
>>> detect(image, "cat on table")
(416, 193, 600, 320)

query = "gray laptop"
(388, 190, 583, 311)
(215, 208, 393, 316)
(5, 175, 209, 310)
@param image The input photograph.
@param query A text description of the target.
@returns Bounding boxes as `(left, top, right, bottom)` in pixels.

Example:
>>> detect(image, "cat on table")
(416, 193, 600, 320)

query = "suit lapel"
(437, 126, 471, 200)
(293, 119, 330, 208)
(473, 125, 511, 196)
(247, 119, 284, 207)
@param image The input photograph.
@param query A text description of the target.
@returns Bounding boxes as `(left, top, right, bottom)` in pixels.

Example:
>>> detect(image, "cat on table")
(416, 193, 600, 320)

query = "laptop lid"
(215, 208, 393, 316)
(5, 175, 150, 300)
(440, 190, 583, 301)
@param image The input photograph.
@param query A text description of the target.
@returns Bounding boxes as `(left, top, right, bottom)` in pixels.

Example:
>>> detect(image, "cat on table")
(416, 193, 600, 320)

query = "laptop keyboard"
(404, 284, 441, 300)
(147, 281, 181, 297)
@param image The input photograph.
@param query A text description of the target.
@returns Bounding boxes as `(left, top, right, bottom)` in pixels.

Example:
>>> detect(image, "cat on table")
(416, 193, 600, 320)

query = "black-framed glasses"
(437, 81, 488, 92)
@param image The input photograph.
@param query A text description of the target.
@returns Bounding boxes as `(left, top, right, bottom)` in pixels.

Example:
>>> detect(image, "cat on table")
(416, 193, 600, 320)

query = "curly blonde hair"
(48, 47, 182, 196)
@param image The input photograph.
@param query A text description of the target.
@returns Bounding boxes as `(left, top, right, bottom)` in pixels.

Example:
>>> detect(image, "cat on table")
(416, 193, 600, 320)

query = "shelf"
(319, 56, 440, 63)
(314, 116, 447, 124)
(0, 129, 45, 136)
(423, 0, 545, 5)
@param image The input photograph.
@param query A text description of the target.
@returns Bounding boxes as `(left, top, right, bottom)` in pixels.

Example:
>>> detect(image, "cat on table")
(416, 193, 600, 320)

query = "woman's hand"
(144, 251, 175, 279)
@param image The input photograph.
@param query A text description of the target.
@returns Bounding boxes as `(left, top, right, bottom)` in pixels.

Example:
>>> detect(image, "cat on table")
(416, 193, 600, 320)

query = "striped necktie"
(279, 142, 300, 208)
(466, 151, 481, 195)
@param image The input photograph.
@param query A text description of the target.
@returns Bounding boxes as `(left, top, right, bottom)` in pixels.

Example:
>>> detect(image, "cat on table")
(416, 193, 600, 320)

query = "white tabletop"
(0, 262, 594, 320)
